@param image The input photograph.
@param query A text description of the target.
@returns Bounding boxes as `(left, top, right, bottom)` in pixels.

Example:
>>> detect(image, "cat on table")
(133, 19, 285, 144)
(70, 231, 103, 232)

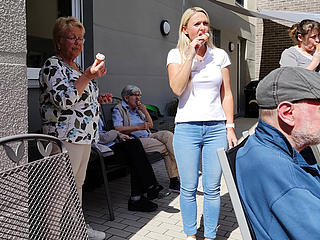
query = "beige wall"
(93, 0, 255, 115)
(93, 0, 181, 115)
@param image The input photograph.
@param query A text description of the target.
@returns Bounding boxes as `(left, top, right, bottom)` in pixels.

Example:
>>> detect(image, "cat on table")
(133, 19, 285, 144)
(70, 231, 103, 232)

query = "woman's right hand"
(186, 35, 207, 59)
(168, 34, 207, 96)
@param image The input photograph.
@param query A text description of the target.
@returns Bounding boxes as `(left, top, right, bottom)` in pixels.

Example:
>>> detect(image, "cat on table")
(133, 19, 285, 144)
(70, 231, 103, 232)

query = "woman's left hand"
(83, 59, 107, 80)
(75, 59, 107, 95)
(227, 128, 238, 149)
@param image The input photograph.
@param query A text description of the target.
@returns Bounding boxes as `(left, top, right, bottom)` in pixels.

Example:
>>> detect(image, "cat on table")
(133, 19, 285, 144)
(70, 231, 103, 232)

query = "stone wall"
(0, 0, 27, 164)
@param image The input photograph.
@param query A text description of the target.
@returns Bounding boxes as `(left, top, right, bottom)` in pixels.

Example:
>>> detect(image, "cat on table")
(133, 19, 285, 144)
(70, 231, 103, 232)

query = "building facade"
(1, 0, 257, 152)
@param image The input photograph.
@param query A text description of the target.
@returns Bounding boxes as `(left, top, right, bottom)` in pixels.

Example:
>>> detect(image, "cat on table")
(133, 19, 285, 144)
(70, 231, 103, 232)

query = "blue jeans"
(173, 121, 227, 239)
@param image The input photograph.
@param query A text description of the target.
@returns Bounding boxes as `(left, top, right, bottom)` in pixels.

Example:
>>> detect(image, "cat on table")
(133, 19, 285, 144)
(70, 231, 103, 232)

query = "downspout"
(182, 0, 185, 14)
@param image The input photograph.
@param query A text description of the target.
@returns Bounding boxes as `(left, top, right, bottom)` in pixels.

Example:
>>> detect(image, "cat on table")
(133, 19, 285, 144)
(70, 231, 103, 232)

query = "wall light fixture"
(160, 20, 170, 36)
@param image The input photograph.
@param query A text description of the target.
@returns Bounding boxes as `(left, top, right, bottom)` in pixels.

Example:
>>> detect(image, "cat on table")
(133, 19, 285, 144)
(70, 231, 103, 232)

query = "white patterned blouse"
(39, 56, 99, 144)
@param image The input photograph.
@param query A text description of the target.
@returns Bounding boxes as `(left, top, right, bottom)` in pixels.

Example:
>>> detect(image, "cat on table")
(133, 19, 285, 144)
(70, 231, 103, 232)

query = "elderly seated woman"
(96, 118, 164, 212)
(112, 85, 180, 192)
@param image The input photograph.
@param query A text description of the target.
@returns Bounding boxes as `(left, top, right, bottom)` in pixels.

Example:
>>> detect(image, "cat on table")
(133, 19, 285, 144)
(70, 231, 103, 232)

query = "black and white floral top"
(39, 56, 99, 144)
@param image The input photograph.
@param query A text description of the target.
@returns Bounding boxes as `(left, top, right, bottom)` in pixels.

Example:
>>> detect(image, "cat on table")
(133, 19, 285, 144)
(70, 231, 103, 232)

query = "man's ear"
(277, 101, 295, 127)
(297, 33, 303, 42)
(124, 96, 129, 103)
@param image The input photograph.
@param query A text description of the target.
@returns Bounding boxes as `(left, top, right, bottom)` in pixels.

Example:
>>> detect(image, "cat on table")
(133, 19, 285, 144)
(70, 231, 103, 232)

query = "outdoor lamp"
(229, 42, 235, 52)
(160, 20, 170, 36)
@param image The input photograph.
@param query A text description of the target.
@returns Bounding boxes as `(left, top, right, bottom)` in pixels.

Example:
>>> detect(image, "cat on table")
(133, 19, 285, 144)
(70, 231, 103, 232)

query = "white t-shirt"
(167, 47, 231, 123)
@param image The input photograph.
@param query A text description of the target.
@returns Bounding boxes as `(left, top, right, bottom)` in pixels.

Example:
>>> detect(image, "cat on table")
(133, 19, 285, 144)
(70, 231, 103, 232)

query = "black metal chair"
(88, 100, 126, 221)
(0, 133, 88, 240)
(216, 138, 257, 240)
(89, 144, 120, 221)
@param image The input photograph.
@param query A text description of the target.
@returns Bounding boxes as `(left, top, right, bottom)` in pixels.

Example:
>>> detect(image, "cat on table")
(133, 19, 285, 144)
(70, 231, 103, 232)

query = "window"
(211, 28, 221, 48)
(26, 0, 71, 68)
(236, 0, 244, 6)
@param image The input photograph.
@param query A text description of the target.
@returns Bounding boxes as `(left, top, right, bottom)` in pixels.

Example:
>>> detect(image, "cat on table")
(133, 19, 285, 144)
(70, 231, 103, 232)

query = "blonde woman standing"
(167, 7, 237, 240)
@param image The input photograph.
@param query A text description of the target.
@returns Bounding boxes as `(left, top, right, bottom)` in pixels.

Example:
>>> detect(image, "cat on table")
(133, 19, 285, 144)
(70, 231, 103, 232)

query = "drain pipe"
(182, 0, 185, 14)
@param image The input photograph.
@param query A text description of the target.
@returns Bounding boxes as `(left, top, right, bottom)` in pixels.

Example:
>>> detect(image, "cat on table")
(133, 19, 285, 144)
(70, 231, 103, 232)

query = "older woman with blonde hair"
(39, 16, 106, 240)
(167, 7, 237, 240)
(280, 19, 320, 71)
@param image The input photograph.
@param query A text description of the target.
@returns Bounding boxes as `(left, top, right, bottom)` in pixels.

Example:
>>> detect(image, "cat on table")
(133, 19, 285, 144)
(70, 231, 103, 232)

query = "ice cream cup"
(203, 32, 210, 40)
(96, 53, 105, 64)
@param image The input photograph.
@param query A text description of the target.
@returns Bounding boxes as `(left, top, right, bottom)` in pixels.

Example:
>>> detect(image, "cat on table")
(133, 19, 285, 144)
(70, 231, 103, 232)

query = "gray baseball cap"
(256, 67, 320, 109)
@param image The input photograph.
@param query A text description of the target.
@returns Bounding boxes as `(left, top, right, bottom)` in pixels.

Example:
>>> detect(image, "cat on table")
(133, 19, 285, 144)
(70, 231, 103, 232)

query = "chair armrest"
(149, 128, 158, 133)
(92, 143, 114, 157)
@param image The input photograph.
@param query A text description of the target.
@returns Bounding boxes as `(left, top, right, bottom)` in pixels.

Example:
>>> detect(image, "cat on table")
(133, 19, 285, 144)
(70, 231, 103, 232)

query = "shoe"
(86, 224, 106, 240)
(128, 196, 158, 212)
(186, 236, 197, 240)
(169, 177, 180, 193)
(147, 184, 164, 200)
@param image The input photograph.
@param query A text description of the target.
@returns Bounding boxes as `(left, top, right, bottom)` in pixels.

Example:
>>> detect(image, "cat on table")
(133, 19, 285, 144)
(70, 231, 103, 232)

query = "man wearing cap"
(236, 67, 320, 239)
(112, 85, 180, 192)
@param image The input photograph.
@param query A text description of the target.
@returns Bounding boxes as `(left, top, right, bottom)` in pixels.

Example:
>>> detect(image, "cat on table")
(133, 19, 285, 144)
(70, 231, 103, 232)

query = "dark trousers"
(110, 138, 157, 196)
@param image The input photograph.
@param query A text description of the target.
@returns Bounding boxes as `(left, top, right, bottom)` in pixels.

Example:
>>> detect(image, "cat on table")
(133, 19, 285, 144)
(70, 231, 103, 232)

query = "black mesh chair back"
(0, 134, 88, 240)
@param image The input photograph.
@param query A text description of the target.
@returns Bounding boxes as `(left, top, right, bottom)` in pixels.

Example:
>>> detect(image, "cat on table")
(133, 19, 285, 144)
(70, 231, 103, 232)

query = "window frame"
(235, 0, 244, 7)
(211, 27, 221, 48)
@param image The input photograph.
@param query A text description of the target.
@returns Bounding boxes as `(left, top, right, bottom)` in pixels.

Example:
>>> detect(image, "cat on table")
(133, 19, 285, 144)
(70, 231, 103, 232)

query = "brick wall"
(259, 19, 292, 78)
(256, 0, 320, 79)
